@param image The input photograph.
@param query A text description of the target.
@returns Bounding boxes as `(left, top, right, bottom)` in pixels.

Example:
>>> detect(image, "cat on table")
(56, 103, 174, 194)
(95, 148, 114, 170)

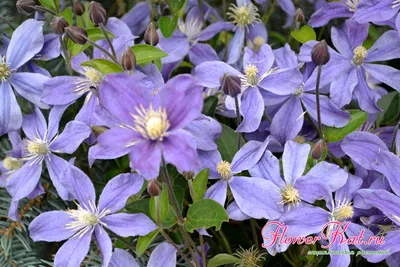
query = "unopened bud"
(147, 179, 162, 197)
(311, 140, 326, 160)
(144, 23, 159, 46)
(311, 40, 330, 66)
(88, 1, 106, 25)
(65, 26, 88, 45)
(73, 0, 85, 16)
(295, 8, 304, 23)
(220, 74, 241, 98)
(183, 171, 195, 180)
(16, 0, 36, 15)
(51, 17, 69, 35)
(121, 46, 136, 71)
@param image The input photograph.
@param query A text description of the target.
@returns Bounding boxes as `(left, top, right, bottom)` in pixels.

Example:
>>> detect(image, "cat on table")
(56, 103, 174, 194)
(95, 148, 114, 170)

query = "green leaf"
(159, 16, 178, 38)
(202, 96, 218, 117)
(324, 110, 368, 143)
(185, 199, 229, 233)
(150, 184, 169, 224)
(207, 254, 241, 267)
(81, 59, 124, 74)
(377, 92, 400, 126)
(131, 44, 168, 65)
(167, 0, 188, 17)
(125, 198, 150, 218)
(162, 206, 177, 229)
(291, 26, 316, 44)
(136, 229, 159, 256)
(190, 169, 209, 202)
(39, 0, 58, 12)
(62, 7, 73, 25)
(76, 2, 95, 29)
(67, 28, 113, 57)
(217, 123, 245, 162)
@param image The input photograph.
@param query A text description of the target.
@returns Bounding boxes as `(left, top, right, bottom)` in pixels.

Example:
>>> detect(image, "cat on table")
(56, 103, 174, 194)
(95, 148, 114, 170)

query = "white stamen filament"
(346, 0, 360, 12)
(331, 198, 354, 222)
(73, 67, 103, 97)
(178, 18, 203, 43)
(24, 129, 59, 165)
(393, 0, 400, 8)
(227, 3, 260, 29)
(216, 160, 232, 181)
(239, 65, 277, 91)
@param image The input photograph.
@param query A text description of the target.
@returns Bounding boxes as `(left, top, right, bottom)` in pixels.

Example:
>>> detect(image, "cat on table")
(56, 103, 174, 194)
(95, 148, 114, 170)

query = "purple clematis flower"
(6, 106, 91, 219)
(0, 131, 24, 187)
(353, 0, 400, 25)
(0, 19, 49, 136)
(29, 165, 156, 267)
(308, 0, 359, 27)
(96, 73, 203, 179)
(196, 43, 303, 133)
(300, 20, 400, 114)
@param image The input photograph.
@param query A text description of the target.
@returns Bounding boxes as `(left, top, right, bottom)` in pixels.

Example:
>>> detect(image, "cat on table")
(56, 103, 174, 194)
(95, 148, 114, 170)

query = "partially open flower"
(51, 17, 69, 35)
(88, 1, 106, 25)
(220, 74, 241, 98)
(121, 46, 136, 71)
(147, 179, 162, 197)
(311, 139, 326, 160)
(311, 40, 330, 66)
(73, 0, 85, 16)
(65, 26, 88, 45)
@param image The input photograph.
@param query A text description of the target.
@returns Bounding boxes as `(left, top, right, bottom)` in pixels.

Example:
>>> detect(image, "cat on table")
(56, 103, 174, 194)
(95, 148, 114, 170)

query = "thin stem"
(282, 252, 297, 267)
(390, 121, 400, 153)
(59, 35, 73, 75)
(217, 229, 232, 254)
(160, 229, 195, 267)
(107, 231, 136, 254)
(197, 0, 205, 24)
(85, 38, 120, 66)
(160, 159, 201, 267)
(199, 234, 206, 267)
(315, 65, 324, 140)
(99, 23, 117, 59)
(0, 15, 15, 30)
(234, 96, 242, 149)
(264, 110, 272, 123)
(34, 5, 57, 15)
(250, 219, 259, 248)
(222, 0, 228, 61)
(262, 0, 275, 24)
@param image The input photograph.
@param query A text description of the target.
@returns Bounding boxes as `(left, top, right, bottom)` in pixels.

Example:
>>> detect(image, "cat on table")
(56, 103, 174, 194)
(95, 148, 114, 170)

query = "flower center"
(3, 156, 23, 171)
(216, 160, 232, 181)
(233, 246, 265, 267)
(281, 185, 301, 206)
(178, 18, 203, 43)
(353, 46, 368, 65)
(244, 64, 259, 86)
(0, 56, 11, 82)
(27, 140, 49, 155)
(132, 104, 170, 141)
(293, 86, 303, 96)
(346, 0, 360, 12)
(228, 3, 260, 28)
(83, 66, 103, 87)
(333, 203, 354, 221)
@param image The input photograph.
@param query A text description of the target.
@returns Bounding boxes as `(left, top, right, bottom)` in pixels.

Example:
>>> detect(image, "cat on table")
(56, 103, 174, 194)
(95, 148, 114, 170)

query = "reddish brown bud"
(121, 46, 136, 71)
(16, 0, 36, 15)
(144, 23, 159, 46)
(147, 179, 162, 197)
(65, 26, 88, 45)
(311, 139, 326, 160)
(73, 0, 85, 16)
(295, 8, 305, 23)
(51, 17, 69, 35)
(220, 74, 241, 98)
(311, 40, 330, 66)
(88, 1, 106, 25)
(183, 171, 195, 180)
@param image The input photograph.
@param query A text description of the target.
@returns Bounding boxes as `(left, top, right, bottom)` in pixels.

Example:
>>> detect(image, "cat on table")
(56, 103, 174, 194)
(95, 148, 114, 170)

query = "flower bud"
(88, 1, 106, 25)
(16, 0, 36, 15)
(147, 179, 162, 197)
(220, 74, 241, 98)
(73, 0, 85, 16)
(311, 40, 330, 66)
(51, 17, 69, 35)
(121, 46, 136, 71)
(295, 8, 304, 23)
(183, 171, 195, 180)
(144, 23, 159, 46)
(65, 26, 88, 45)
(311, 139, 326, 160)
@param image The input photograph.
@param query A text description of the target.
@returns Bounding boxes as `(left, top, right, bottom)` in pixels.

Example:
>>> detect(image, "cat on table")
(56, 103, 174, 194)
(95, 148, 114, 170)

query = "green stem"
(315, 65, 324, 140)
(159, 229, 194, 267)
(199, 233, 207, 267)
(99, 23, 117, 60)
(34, 5, 57, 15)
(0, 15, 15, 30)
(197, 0, 205, 24)
(160, 159, 201, 267)
(85, 38, 121, 66)
(264, 110, 272, 123)
(282, 252, 297, 267)
(107, 231, 136, 254)
(59, 36, 73, 75)
(390, 121, 400, 153)
(234, 96, 242, 149)
(262, 0, 275, 24)
(217, 229, 232, 254)
(250, 219, 259, 248)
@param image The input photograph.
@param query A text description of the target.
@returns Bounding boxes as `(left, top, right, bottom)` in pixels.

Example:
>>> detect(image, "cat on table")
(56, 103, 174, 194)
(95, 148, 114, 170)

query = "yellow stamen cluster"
(280, 185, 301, 206)
(353, 46, 368, 65)
(0, 56, 11, 82)
(132, 104, 170, 141)
(82, 66, 103, 87)
(233, 246, 266, 267)
(27, 141, 49, 155)
(3, 156, 23, 171)
(244, 64, 259, 86)
(216, 160, 232, 181)
(333, 204, 354, 221)
(228, 3, 260, 28)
